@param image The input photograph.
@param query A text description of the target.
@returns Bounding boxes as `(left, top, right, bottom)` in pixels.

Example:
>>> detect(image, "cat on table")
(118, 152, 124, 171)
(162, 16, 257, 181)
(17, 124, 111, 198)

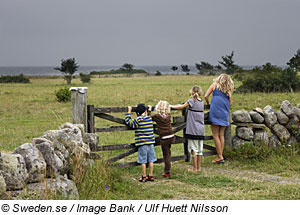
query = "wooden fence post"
(224, 112, 231, 146)
(87, 104, 95, 133)
(182, 107, 190, 162)
(70, 87, 88, 132)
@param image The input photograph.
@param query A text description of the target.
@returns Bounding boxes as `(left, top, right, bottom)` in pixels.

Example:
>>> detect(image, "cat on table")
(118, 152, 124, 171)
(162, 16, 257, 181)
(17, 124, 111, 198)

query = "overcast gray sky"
(0, 0, 300, 66)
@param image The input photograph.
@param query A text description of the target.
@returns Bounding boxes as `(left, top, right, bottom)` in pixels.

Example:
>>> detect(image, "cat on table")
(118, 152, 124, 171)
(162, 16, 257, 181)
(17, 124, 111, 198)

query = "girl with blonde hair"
(148, 101, 175, 177)
(204, 74, 234, 164)
(170, 86, 204, 172)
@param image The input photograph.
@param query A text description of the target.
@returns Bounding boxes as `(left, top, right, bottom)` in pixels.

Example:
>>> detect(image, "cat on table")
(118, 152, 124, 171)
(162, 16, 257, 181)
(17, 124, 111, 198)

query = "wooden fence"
(70, 87, 231, 168)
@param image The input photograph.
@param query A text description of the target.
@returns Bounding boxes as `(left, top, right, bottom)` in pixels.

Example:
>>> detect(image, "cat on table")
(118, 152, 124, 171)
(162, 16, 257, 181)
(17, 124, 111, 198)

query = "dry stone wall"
(232, 100, 300, 148)
(0, 123, 99, 200)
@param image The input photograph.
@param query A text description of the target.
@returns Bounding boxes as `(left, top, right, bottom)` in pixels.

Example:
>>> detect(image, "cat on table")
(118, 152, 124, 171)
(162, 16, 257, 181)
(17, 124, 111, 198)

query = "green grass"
(1, 74, 300, 199)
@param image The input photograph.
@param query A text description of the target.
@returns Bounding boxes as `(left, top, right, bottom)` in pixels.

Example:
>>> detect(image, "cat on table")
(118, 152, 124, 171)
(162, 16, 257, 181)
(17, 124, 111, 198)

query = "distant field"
(2, 74, 300, 200)
(1, 74, 300, 152)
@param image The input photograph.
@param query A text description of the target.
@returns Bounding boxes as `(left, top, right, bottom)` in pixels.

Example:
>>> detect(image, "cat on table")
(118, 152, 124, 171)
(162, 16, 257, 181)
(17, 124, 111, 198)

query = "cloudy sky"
(0, 0, 300, 66)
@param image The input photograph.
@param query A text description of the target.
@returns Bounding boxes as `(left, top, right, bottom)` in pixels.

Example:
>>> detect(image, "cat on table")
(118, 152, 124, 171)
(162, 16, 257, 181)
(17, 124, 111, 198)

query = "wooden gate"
(86, 104, 221, 167)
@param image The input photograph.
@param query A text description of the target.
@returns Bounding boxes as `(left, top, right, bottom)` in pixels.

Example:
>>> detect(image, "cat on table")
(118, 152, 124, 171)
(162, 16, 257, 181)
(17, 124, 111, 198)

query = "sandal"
(162, 173, 171, 178)
(212, 159, 224, 164)
(146, 175, 154, 182)
(139, 175, 147, 182)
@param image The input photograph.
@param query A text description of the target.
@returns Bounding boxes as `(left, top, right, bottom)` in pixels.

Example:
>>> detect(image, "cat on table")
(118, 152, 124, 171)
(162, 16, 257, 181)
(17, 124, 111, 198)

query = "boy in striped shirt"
(125, 104, 156, 182)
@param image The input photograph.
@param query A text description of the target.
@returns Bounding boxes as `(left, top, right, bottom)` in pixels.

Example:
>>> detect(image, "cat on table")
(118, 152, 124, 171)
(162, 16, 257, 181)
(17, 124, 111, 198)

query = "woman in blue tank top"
(204, 74, 234, 163)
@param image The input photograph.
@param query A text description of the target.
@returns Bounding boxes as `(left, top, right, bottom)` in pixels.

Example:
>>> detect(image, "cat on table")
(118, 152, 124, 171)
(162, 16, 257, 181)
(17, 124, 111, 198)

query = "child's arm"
(229, 96, 233, 108)
(125, 106, 140, 128)
(170, 101, 189, 110)
(204, 83, 215, 105)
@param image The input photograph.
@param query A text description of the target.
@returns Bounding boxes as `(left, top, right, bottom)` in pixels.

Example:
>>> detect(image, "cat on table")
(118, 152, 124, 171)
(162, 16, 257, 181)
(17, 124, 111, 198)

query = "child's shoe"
(162, 173, 171, 178)
(138, 175, 147, 182)
(146, 175, 154, 182)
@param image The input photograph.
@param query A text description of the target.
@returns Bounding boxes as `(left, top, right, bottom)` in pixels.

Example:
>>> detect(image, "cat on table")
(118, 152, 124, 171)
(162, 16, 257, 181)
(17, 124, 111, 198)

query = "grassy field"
(1, 75, 300, 199)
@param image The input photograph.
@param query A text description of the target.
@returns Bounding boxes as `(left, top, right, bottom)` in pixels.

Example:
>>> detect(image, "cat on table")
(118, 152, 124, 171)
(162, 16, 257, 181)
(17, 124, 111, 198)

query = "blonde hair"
(155, 101, 170, 115)
(214, 74, 234, 97)
(190, 86, 202, 100)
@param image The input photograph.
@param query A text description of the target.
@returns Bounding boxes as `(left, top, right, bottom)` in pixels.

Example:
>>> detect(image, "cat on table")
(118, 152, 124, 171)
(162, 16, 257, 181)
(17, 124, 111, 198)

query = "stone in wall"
(236, 127, 254, 141)
(285, 115, 300, 135)
(271, 124, 291, 142)
(288, 136, 297, 147)
(276, 110, 289, 125)
(253, 129, 269, 145)
(281, 100, 294, 117)
(269, 135, 281, 148)
(59, 123, 85, 137)
(297, 104, 300, 109)
(26, 175, 79, 200)
(249, 111, 264, 124)
(293, 107, 300, 120)
(0, 153, 28, 191)
(83, 133, 99, 151)
(263, 105, 277, 128)
(253, 107, 264, 116)
(232, 110, 251, 123)
(0, 171, 6, 196)
(14, 143, 46, 183)
(35, 141, 63, 178)
(231, 135, 247, 148)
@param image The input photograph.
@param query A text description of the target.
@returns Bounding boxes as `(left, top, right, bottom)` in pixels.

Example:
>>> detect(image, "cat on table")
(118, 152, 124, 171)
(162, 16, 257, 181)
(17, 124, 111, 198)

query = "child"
(170, 86, 204, 172)
(149, 101, 175, 178)
(125, 104, 156, 182)
(204, 74, 234, 164)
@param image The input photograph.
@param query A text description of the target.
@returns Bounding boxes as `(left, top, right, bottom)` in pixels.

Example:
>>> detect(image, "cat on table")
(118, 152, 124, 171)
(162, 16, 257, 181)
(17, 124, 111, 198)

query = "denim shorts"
(137, 144, 157, 164)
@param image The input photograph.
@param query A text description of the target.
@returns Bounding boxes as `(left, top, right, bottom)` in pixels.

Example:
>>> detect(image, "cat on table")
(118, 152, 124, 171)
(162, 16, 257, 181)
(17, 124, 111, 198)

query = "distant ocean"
(0, 65, 260, 76)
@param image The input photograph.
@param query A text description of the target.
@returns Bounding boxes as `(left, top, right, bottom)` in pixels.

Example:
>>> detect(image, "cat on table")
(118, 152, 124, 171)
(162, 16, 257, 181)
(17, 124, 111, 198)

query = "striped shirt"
(125, 113, 155, 146)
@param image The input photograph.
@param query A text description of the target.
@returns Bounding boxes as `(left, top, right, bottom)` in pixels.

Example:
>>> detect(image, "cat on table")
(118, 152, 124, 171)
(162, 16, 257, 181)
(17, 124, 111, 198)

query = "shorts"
(188, 139, 203, 156)
(137, 144, 157, 164)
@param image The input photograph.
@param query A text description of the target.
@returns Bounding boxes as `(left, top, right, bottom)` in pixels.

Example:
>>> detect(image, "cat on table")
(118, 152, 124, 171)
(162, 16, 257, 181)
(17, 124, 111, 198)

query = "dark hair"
(135, 104, 147, 116)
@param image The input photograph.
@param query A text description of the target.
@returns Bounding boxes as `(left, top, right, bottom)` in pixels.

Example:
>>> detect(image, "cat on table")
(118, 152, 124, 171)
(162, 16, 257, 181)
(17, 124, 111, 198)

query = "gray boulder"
(281, 100, 294, 117)
(253, 107, 264, 116)
(83, 133, 99, 151)
(276, 110, 289, 125)
(253, 129, 269, 145)
(287, 136, 297, 147)
(285, 115, 300, 134)
(14, 143, 46, 183)
(231, 135, 247, 148)
(293, 107, 300, 120)
(0, 153, 28, 190)
(269, 136, 281, 148)
(0, 171, 7, 195)
(232, 110, 251, 123)
(271, 124, 291, 143)
(263, 105, 277, 128)
(35, 142, 63, 178)
(59, 123, 85, 137)
(236, 127, 254, 141)
(297, 104, 300, 109)
(26, 175, 79, 200)
(249, 111, 264, 124)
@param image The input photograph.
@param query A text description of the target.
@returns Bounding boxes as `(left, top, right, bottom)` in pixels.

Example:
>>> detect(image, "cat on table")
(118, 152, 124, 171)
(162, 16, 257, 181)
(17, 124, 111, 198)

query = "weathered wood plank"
(87, 105, 95, 133)
(203, 144, 216, 151)
(95, 113, 125, 125)
(173, 123, 186, 133)
(108, 148, 138, 163)
(71, 87, 88, 132)
(116, 155, 187, 168)
(96, 126, 130, 132)
(231, 122, 266, 129)
(89, 152, 101, 160)
(94, 105, 210, 113)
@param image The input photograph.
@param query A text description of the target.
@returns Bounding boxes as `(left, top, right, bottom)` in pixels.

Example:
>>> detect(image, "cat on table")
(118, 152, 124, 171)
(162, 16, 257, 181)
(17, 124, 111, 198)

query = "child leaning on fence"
(125, 104, 157, 182)
(170, 86, 205, 172)
(148, 101, 175, 178)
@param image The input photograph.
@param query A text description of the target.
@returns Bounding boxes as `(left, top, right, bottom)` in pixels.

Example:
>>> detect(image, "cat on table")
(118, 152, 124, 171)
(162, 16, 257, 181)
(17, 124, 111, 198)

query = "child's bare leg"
(196, 155, 202, 171)
(148, 162, 154, 176)
(211, 125, 223, 160)
(188, 151, 196, 172)
(141, 163, 146, 177)
(219, 126, 226, 157)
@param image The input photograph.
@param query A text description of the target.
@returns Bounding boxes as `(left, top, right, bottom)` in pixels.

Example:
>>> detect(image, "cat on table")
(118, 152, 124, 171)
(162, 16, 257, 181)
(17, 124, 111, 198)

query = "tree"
(54, 58, 79, 84)
(120, 63, 134, 73)
(214, 65, 223, 70)
(287, 48, 300, 71)
(181, 64, 190, 75)
(171, 66, 178, 73)
(218, 51, 239, 73)
(195, 61, 214, 75)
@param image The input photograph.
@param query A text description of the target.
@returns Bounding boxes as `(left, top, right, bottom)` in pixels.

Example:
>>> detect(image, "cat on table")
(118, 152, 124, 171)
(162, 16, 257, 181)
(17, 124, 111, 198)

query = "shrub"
(79, 73, 91, 83)
(0, 74, 30, 83)
(55, 87, 71, 102)
(155, 71, 161, 76)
